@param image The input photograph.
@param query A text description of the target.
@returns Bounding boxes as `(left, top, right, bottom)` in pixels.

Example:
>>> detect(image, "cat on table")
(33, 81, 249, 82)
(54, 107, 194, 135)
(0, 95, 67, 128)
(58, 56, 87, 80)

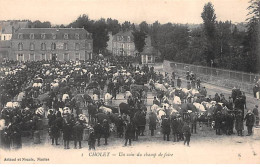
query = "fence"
(164, 60, 260, 94)
(169, 62, 260, 83)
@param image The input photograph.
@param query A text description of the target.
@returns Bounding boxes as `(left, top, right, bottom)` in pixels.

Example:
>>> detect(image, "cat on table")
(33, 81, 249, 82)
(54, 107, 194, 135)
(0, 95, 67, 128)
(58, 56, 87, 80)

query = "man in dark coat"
(73, 121, 84, 149)
(253, 105, 259, 126)
(124, 120, 135, 146)
(88, 128, 96, 150)
(116, 116, 125, 138)
(171, 79, 175, 88)
(177, 77, 182, 88)
(102, 119, 110, 145)
(190, 112, 197, 134)
(187, 81, 191, 90)
(214, 93, 221, 103)
(244, 110, 255, 136)
(161, 117, 171, 141)
(93, 122, 102, 146)
(171, 116, 179, 142)
(235, 110, 244, 136)
(149, 112, 157, 136)
(133, 110, 146, 138)
(182, 122, 191, 146)
(153, 97, 160, 106)
(47, 110, 56, 126)
(215, 111, 222, 135)
(63, 119, 72, 149)
(50, 121, 60, 145)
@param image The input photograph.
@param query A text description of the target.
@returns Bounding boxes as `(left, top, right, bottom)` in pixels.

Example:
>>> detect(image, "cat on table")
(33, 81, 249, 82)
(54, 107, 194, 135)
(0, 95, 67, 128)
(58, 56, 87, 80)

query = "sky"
(0, 0, 250, 25)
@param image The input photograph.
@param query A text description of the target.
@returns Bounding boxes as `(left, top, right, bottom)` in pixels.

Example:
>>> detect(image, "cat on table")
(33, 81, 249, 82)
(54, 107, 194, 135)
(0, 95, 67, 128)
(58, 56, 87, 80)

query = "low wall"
(163, 60, 254, 94)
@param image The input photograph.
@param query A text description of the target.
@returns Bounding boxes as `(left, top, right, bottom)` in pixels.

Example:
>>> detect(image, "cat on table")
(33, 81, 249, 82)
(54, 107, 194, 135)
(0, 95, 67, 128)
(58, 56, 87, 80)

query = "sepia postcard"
(0, 0, 260, 164)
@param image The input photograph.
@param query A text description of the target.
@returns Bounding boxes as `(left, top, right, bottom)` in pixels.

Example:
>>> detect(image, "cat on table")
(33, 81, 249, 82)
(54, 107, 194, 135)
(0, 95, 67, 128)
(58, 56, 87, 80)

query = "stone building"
(112, 30, 137, 56)
(106, 31, 113, 53)
(10, 28, 93, 62)
(141, 36, 161, 64)
(0, 21, 29, 61)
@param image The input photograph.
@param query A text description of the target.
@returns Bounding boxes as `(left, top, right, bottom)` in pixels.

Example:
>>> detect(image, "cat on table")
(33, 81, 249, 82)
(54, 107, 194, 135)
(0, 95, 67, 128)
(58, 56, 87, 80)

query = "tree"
(243, 0, 260, 73)
(201, 2, 217, 66)
(29, 20, 51, 28)
(139, 21, 149, 34)
(106, 18, 121, 35)
(150, 21, 160, 49)
(92, 18, 109, 53)
(132, 30, 147, 53)
(122, 21, 132, 31)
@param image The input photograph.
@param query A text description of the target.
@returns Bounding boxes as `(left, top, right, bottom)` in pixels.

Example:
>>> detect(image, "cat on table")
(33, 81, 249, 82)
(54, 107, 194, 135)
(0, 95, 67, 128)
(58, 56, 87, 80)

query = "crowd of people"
(0, 55, 259, 151)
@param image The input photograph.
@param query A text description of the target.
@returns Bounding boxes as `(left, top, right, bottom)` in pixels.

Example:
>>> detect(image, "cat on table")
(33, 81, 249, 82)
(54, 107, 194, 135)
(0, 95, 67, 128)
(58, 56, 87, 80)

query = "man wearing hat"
(124, 120, 135, 146)
(182, 122, 191, 146)
(177, 77, 182, 88)
(117, 116, 125, 138)
(88, 128, 96, 150)
(253, 105, 259, 126)
(102, 119, 110, 145)
(244, 110, 255, 136)
(235, 109, 244, 136)
(73, 121, 84, 149)
(161, 116, 171, 141)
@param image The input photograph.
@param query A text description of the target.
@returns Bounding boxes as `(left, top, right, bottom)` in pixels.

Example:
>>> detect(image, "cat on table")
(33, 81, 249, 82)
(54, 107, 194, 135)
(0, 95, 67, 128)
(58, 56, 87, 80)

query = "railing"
(164, 60, 260, 94)
(169, 61, 260, 84)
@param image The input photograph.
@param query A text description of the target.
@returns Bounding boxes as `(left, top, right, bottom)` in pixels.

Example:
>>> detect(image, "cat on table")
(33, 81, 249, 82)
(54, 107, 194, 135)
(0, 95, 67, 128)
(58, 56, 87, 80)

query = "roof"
(141, 46, 161, 56)
(1, 25, 13, 34)
(0, 41, 11, 48)
(0, 21, 28, 33)
(114, 30, 133, 37)
(12, 28, 92, 40)
(113, 30, 134, 42)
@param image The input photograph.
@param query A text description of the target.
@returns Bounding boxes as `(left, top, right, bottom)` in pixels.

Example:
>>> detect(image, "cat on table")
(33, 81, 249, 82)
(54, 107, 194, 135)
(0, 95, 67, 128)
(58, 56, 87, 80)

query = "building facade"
(112, 30, 136, 56)
(10, 28, 93, 62)
(0, 21, 29, 61)
(106, 31, 113, 53)
(141, 36, 161, 64)
(0, 21, 29, 41)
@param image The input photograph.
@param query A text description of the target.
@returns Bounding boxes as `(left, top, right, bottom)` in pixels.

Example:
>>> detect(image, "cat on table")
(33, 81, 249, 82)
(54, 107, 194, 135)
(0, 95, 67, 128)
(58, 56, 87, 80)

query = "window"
(75, 53, 80, 60)
(64, 43, 68, 50)
(52, 33, 56, 39)
(18, 43, 23, 51)
(41, 43, 46, 51)
(51, 43, 56, 50)
(41, 33, 46, 39)
(4, 36, 6, 40)
(127, 51, 131, 56)
(121, 44, 124, 48)
(30, 43, 35, 51)
(128, 44, 130, 50)
(64, 33, 68, 39)
(88, 43, 91, 50)
(17, 54, 23, 61)
(42, 54, 46, 60)
(18, 33, 23, 39)
(75, 33, 79, 39)
(75, 43, 80, 50)
(30, 33, 34, 39)
(127, 36, 131, 42)
(64, 53, 69, 61)
(29, 53, 35, 61)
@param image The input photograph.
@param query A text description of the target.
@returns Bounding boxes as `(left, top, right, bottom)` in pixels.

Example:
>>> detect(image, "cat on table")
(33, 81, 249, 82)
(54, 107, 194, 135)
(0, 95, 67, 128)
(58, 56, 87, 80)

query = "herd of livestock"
(0, 55, 253, 149)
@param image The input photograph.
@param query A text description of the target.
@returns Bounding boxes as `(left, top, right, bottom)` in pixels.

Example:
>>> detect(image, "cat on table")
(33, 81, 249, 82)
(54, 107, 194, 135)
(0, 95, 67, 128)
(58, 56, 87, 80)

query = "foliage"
(132, 30, 147, 53)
